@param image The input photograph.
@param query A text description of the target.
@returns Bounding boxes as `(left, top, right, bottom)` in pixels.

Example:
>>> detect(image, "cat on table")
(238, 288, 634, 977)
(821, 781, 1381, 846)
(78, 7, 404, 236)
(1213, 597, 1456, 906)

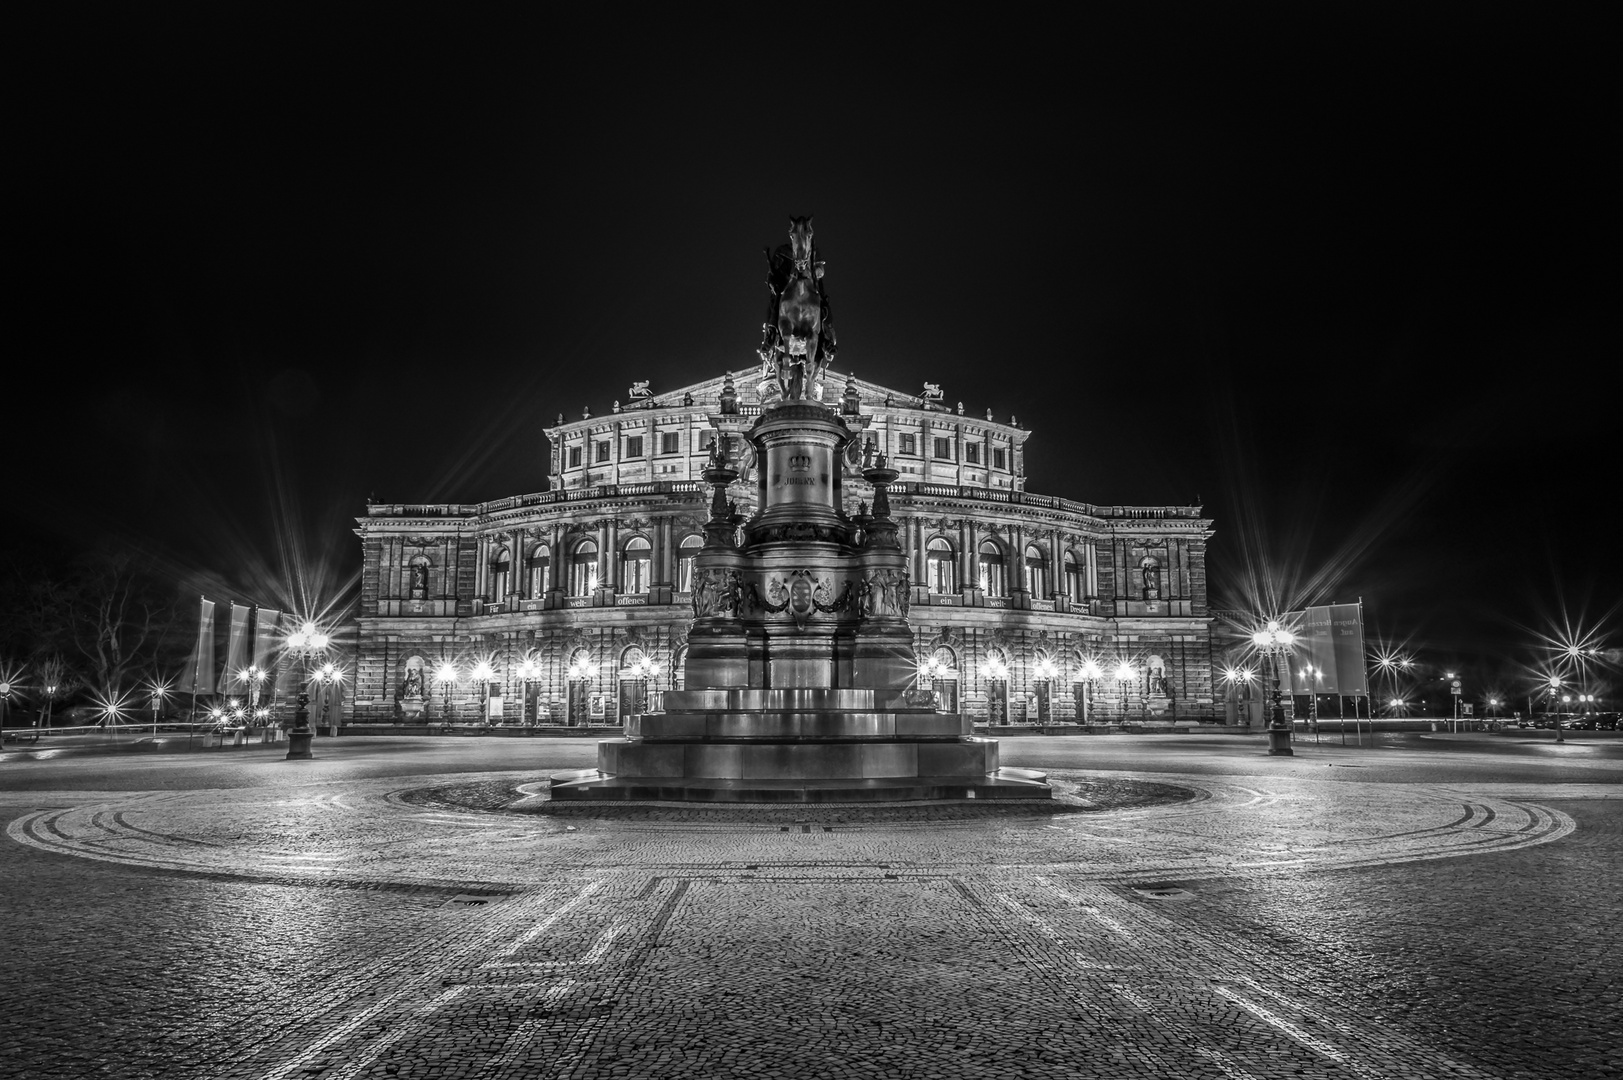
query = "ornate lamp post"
(979, 656, 1010, 725)
(435, 661, 460, 724)
(565, 657, 599, 725)
(1220, 665, 1255, 728)
(517, 656, 540, 724)
(284, 622, 329, 760)
(1113, 660, 1138, 724)
(471, 659, 495, 724)
(1033, 657, 1058, 728)
(1076, 659, 1103, 725)
(1545, 675, 1564, 743)
(313, 661, 343, 737)
(631, 655, 660, 719)
(1251, 620, 1297, 756)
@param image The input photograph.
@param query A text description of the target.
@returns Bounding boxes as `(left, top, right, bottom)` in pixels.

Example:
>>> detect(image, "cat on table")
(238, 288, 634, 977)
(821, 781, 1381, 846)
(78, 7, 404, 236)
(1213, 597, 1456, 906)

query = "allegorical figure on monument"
(401, 665, 424, 701)
(759, 215, 837, 401)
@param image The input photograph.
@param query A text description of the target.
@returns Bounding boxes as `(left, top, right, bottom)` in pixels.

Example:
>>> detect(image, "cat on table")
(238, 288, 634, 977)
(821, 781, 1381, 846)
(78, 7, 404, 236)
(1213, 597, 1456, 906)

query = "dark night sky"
(8, 8, 1618, 673)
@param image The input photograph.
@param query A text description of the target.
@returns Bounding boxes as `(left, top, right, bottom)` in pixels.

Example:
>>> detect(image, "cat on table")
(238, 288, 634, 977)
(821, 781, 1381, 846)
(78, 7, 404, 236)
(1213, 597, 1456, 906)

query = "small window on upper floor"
(992, 447, 1007, 470)
(898, 433, 917, 456)
(661, 432, 680, 454)
(965, 442, 980, 464)
(699, 431, 716, 452)
(625, 436, 644, 458)
(568, 445, 582, 468)
(932, 437, 952, 460)
(595, 441, 611, 463)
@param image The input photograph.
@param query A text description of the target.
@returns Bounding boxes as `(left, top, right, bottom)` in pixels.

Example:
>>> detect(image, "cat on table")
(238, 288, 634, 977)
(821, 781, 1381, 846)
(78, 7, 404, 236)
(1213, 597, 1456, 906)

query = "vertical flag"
(275, 612, 301, 695)
(216, 603, 250, 694)
(252, 608, 282, 672)
(176, 597, 216, 695)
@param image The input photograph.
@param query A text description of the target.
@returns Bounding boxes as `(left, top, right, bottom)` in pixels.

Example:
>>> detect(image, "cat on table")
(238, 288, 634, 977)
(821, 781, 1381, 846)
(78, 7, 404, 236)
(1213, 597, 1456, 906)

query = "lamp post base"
(285, 731, 314, 760)
(1266, 727, 1294, 755)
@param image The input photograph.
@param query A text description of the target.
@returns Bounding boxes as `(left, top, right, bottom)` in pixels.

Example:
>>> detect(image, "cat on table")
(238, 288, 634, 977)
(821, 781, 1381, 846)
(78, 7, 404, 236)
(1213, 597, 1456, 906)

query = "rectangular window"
(899, 433, 917, 455)
(661, 432, 680, 454)
(992, 447, 1007, 470)
(933, 437, 952, 460)
(568, 446, 582, 468)
(699, 431, 716, 451)
(965, 442, 980, 464)
(595, 441, 610, 463)
(625, 436, 644, 458)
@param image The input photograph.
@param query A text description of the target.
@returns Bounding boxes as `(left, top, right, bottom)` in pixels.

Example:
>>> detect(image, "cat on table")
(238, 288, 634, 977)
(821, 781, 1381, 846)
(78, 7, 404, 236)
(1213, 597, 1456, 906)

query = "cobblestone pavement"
(2, 734, 1619, 1079)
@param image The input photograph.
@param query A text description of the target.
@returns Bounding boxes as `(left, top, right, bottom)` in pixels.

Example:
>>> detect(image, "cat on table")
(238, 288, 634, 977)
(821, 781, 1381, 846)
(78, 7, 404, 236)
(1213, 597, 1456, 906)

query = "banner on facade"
(1284, 603, 1367, 695)
(175, 597, 216, 696)
(216, 604, 250, 694)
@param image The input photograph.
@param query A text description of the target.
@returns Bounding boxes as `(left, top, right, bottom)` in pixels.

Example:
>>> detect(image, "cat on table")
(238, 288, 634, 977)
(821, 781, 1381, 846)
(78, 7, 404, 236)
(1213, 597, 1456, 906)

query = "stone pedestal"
(552, 391, 1049, 802)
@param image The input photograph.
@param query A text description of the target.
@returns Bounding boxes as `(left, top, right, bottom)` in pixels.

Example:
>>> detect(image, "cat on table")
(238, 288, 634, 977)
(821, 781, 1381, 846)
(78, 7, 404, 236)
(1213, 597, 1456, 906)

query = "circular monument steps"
(662, 688, 927, 712)
(624, 710, 971, 741)
(545, 768, 1051, 803)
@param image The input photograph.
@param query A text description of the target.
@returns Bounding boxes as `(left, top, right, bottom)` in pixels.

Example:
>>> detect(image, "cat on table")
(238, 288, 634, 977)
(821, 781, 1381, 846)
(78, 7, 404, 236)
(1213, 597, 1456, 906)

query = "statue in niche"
(409, 563, 429, 601)
(401, 665, 425, 701)
(758, 216, 837, 401)
(1141, 559, 1160, 600)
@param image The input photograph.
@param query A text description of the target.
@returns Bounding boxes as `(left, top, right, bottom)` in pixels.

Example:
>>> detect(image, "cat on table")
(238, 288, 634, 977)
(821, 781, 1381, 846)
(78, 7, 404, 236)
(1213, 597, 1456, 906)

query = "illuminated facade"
(351, 370, 1215, 725)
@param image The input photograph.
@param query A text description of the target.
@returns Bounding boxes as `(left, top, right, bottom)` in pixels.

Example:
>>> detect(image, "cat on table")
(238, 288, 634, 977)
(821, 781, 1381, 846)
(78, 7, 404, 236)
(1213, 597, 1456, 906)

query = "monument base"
(547, 768, 1051, 803)
(548, 689, 1051, 803)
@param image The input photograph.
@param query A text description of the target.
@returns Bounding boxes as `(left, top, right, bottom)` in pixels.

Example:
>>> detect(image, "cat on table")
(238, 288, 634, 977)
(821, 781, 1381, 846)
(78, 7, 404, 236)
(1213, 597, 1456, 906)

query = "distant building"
(351, 371, 1216, 725)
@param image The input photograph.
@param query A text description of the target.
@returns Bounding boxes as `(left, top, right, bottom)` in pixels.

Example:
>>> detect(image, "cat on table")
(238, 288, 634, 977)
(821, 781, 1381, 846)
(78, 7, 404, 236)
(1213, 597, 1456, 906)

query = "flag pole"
(188, 594, 205, 749)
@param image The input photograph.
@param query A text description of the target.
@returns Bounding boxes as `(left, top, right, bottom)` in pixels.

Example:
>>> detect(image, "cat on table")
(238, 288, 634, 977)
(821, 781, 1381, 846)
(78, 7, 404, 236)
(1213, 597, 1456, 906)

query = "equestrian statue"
(758, 216, 837, 401)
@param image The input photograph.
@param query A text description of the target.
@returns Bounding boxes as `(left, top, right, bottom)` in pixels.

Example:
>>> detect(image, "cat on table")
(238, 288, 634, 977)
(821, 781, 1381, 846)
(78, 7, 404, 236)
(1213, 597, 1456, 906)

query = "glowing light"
(1079, 659, 1103, 681)
(1114, 662, 1137, 682)
(518, 657, 540, 679)
(1034, 658, 1058, 680)
(435, 663, 459, 683)
(471, 660, 495, 682)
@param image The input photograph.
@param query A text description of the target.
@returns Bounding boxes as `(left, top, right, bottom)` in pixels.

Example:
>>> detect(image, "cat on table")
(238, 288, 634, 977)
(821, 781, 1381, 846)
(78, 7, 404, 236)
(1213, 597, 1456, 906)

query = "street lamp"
(1546, 675, 1564, 744)
(1075, 658, 1103, 725)
(517, 655, 540, 724)
(1220, 665, 1256, 729)
(284, 622, 330, 760)
(1299, 662, 1324, 744)
(471, 659, 495, 724)
(312, 661, 343, 736)
(980, 656, 1011, 725)
(1251, 620, 1297, 756)
(626, 655, 661, 722)
(145, 679, 171, 738)
(1112, 660, 1138, 724)
(1033, 657, 1059, 727)
(564, 657, 599, 726)
(435, 661, 460, 724)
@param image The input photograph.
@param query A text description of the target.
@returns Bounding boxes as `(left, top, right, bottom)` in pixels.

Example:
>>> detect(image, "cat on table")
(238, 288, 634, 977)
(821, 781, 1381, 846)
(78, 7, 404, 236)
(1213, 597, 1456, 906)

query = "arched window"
(489, 547, 512, 602)
(1024, 545, 1047, 597)
(979, 541, 1006, 597)
(620, 537, 652, 593)
(677, 534, 703, 593)
(570, 540, 598, 596)
(408, 556, 430, 601)
(527, 544, 551, 597)
(926, 537, 957, 593)
(1058, 552, 1084, 600)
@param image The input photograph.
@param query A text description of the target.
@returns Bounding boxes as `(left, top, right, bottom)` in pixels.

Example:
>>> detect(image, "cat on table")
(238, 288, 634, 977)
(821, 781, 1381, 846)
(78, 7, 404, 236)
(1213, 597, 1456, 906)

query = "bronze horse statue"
(760, 216, 837, 400)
